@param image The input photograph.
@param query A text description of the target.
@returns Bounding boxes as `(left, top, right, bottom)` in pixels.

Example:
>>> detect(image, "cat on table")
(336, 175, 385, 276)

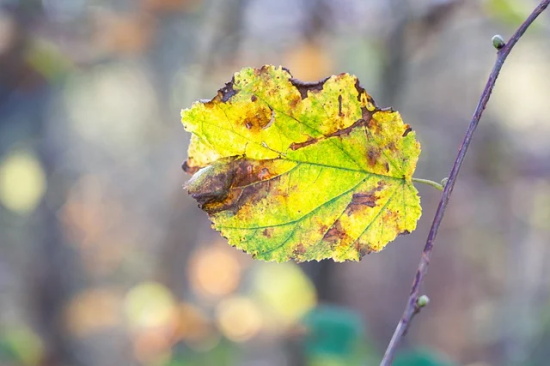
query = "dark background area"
(1, 0, 550, 365)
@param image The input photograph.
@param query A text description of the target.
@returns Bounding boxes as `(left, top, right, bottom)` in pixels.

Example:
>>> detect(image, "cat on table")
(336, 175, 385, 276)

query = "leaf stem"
(412, 178, 443, 191)
(380, 1, 550, 365)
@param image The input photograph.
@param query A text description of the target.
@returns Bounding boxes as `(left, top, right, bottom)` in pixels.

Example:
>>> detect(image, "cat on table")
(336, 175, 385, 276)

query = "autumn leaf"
(181, 65, 421, 262)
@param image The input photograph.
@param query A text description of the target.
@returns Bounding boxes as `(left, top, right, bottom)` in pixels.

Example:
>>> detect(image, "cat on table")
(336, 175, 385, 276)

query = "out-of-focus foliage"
(252, 262, 317, 329)
(183, 65, 421, 262)
(393, 349, 456, 366)
(0, 325, 44, 366)
(0, 149, 46, 214)
(485, 0, 532, 26)
(302, 305, 374, 366)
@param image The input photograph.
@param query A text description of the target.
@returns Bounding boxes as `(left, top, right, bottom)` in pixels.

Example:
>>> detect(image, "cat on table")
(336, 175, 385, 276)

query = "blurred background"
(1, 0, 550, 365)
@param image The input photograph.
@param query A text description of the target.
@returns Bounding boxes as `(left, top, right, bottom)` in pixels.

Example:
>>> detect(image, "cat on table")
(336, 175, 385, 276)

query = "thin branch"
(380, 1, 550, 365)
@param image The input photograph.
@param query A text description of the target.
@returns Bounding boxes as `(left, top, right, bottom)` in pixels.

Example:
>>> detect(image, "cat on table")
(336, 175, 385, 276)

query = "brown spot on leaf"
(346, 181, 386, 215)
(323, 226, 344, 244)
(292, 243, 307, 256)
(187, 158, 285, 215)
(367, 147, 380, 166)
(203, 78, 238, 107)
(290, 77, 328, 99)
(251, 95, 257, 102)
(290, 137, 319, 150)
(262, 228, 272, 238)
(289, 95, 301, 109)
(383, 210, 400, 229)
(355, 242, 371, 257)
(388, 210, 398, 220)
(335, 73, 346, 80)
(260, 65, 275, 74)
(322, 220, 352, 247)
(219, 80, 237, 102)
(351, 193, 377, 207)
(354, 79, 366, 102)
(329, 118, 366, 138)
(338, 95, 343, 117)
(241, 105, 273, 132)
(288, 118, 368, 151)
(232, 160, 279, 187)
(258, 168, 271, 180)
(366, 116, 382, 134)
(361, 106, 373, 122)
(205, 176, 275, 215)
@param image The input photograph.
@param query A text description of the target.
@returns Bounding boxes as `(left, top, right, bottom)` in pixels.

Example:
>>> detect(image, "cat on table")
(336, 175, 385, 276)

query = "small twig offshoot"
(412, 178, 444, 191)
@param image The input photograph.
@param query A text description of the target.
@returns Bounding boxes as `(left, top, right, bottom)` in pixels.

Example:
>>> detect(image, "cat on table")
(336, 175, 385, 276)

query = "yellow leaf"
(182, 65, 421, 262)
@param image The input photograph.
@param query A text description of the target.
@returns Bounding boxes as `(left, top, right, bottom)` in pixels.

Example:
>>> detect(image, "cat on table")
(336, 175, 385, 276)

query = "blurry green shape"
(525, 302, 550, 364)
(0, 149, 46, 215)
(25, 39, 73, 81)
(162, 339, 236, 366)
(253, 262, 317, 329)
(124, 281, 176, 328)
(0, 326, 44, 365)
(393, 348, 456, 366)
(303, 305, 362, 356)
(485, 0, 532, 27)
(302, 305, 377, 366)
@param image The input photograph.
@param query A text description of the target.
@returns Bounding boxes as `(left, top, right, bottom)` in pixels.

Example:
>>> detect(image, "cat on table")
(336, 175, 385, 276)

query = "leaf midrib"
(197, 116, 407, 179)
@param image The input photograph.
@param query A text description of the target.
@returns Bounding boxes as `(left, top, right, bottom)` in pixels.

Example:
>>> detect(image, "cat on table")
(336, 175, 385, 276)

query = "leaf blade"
(182, 65, 422, 262)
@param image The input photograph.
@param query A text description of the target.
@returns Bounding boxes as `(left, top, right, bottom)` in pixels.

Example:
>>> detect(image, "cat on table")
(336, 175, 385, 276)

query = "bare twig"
(380, 1, 550, 365)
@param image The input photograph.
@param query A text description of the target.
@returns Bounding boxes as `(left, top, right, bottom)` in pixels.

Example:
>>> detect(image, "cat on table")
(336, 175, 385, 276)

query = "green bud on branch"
(416, 295, 430, 308)
(492, 35, 505, 50)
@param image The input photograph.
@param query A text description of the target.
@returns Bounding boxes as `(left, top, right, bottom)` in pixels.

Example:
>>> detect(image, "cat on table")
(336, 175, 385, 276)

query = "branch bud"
(492, 35, 505, 50)
(416, 295, 430, 308)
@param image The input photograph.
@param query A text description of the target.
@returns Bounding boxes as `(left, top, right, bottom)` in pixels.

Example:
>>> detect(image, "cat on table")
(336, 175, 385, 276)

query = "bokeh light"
(64, 287, 123, 337)
(63, 63, 157, 155)
(0, 149, 46, 215)
(252, 262, 317, 330)
(124, 281, 177, 329)
(60, 174, 134, 276)
(283, 42, 333, 81)
(189, 244, 243, 299)
(215, 296, 263, 342)
(124, 282, 181, 363)
(175, 302, 219, 350)
(132, 327, 174, 364)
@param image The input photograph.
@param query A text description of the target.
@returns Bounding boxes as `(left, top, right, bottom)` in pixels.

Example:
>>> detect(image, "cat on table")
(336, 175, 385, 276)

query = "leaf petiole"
(412, 178, 444, 191)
